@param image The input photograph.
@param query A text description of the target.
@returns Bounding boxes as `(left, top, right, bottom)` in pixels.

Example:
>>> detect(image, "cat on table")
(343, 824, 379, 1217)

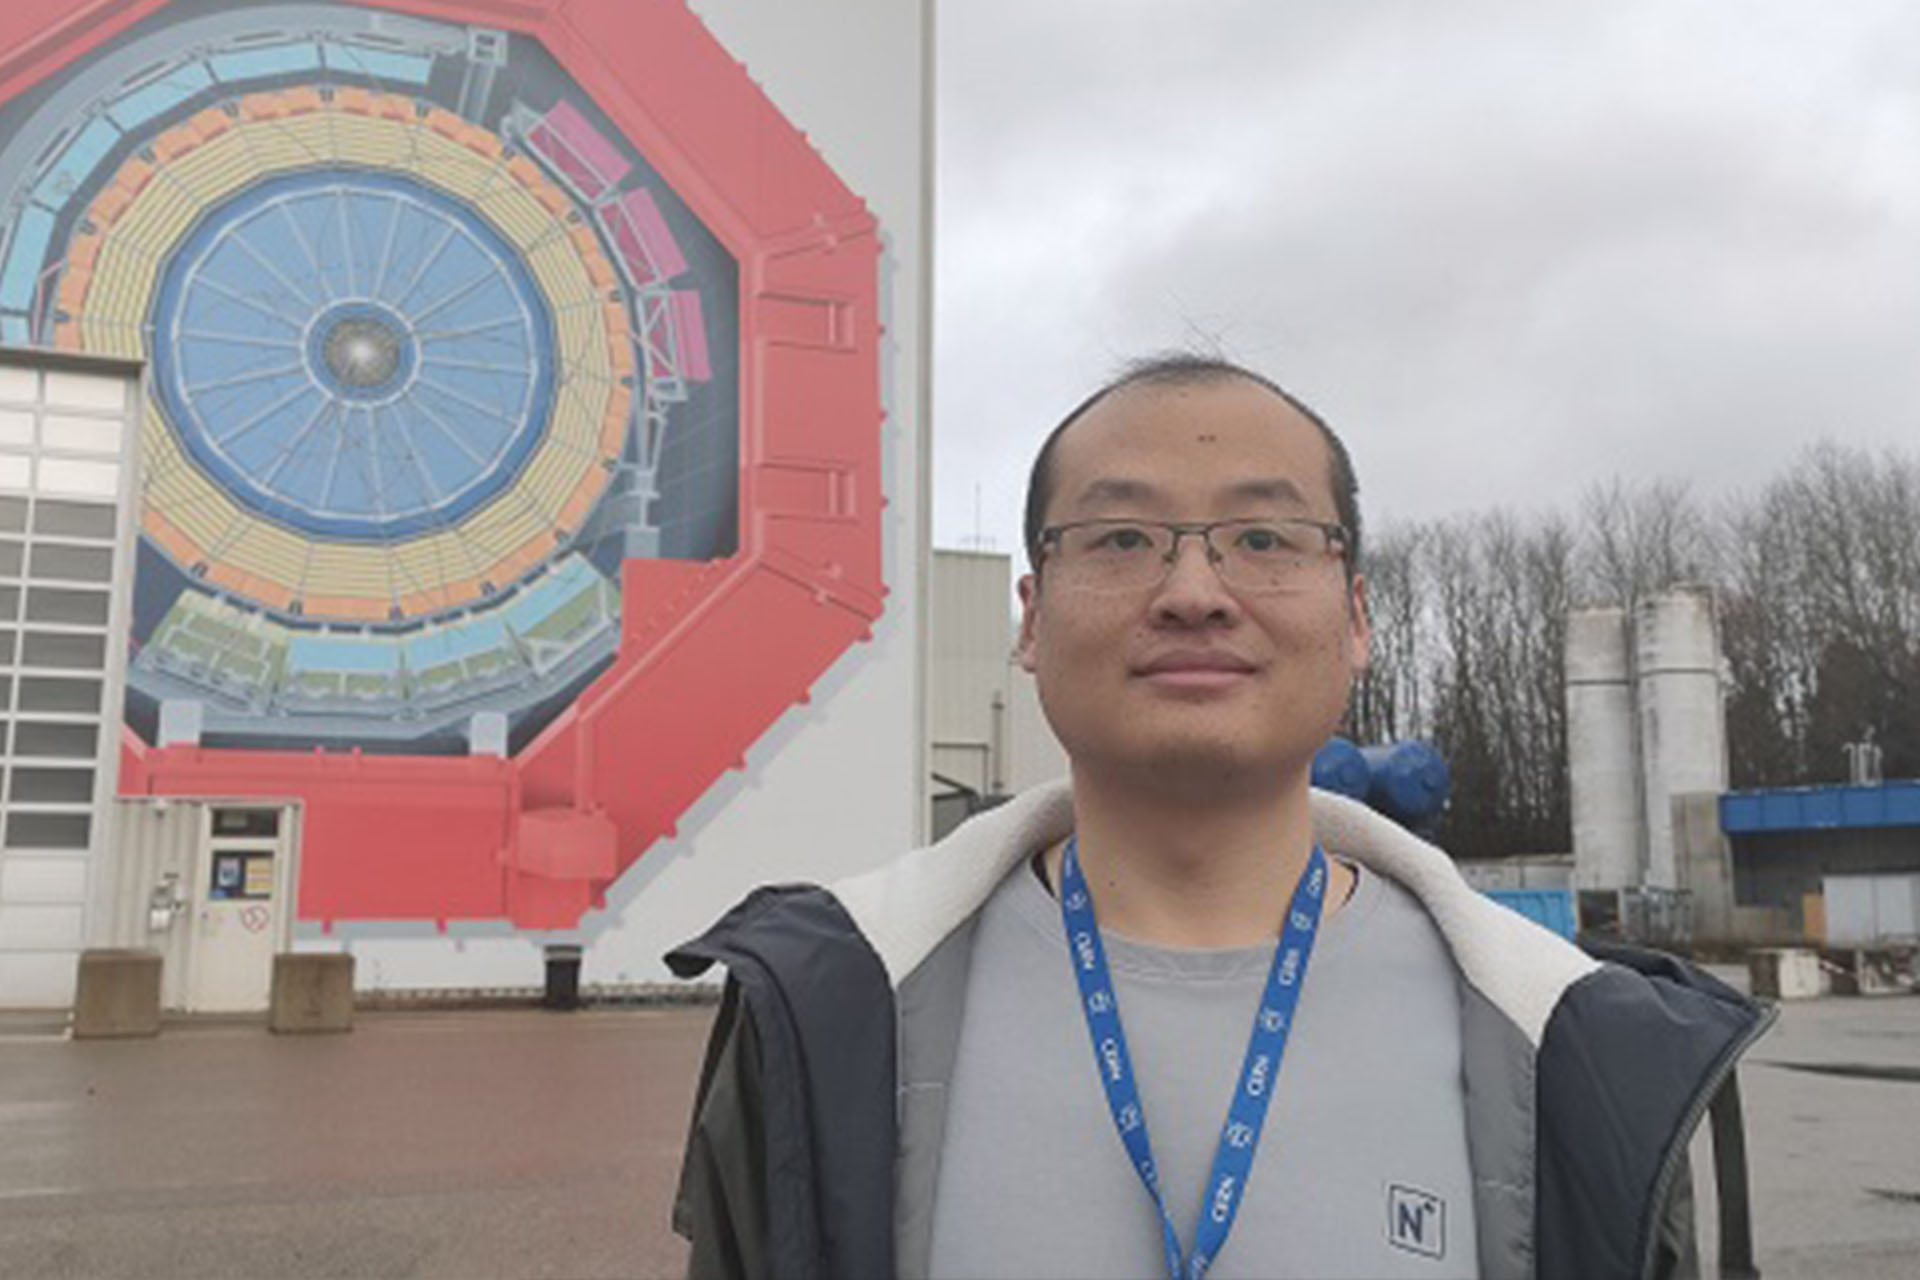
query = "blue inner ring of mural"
(150, 168, 557, 542)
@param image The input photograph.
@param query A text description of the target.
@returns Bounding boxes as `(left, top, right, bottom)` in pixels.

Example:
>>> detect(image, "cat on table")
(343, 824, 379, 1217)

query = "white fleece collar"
(832, 779, 1599, 1047)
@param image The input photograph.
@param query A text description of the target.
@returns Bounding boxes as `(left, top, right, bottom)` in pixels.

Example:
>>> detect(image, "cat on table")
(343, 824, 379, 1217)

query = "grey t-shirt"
(926, 857, 1478, 1279)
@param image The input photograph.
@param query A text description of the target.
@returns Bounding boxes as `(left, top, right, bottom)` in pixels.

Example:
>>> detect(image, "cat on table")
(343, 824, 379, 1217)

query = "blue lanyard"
(1058, 837, 1329, 1280)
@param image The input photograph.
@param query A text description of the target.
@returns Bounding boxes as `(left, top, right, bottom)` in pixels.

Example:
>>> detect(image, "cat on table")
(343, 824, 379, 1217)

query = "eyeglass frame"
(1033, 516, 1354, 594)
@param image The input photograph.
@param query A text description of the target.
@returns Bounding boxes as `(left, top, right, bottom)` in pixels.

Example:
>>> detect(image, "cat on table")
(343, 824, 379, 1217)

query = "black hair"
(1021, 352, 1363, 575)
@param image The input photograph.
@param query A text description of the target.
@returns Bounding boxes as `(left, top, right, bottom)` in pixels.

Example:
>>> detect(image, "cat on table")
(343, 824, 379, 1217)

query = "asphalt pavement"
(1704, 972, 1920, 1280)
(0, 977, 1916, 1279)
(0, 1008, 704, 1279)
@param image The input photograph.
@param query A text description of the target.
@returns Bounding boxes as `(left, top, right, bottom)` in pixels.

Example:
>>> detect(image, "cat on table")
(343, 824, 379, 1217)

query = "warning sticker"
(243, 857, 275, 898)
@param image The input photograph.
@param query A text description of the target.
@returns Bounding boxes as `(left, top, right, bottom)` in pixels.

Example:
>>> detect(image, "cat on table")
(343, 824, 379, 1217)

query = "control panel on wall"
(208, 806, 280, 900)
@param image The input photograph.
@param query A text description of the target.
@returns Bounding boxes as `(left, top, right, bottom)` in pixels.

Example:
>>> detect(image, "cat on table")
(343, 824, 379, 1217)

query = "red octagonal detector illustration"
(0, 0, 885, 929)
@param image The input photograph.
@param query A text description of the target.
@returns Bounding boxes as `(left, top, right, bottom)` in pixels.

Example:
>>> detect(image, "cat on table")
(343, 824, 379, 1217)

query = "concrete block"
(72, 949, 162, 1038)
(1825, 948, 1917, 997)
(1749, 948, 1825, 1000)
(269, 953, 355, 1034)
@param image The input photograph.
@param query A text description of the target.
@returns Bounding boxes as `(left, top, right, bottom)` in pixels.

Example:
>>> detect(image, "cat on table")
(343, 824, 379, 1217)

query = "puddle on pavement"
(1759, 1060, 1920, 1084)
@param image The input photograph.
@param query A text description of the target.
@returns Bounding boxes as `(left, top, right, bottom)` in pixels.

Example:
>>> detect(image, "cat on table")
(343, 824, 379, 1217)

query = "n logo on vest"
(1387, 1184, 1445, 1259)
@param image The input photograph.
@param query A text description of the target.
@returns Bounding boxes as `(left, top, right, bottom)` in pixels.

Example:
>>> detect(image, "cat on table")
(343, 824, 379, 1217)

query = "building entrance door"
(185, 806, 291, 1013)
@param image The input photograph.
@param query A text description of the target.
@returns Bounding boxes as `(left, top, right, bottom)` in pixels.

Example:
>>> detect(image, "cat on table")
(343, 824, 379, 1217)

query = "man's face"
(1017, 378, 1370, 791)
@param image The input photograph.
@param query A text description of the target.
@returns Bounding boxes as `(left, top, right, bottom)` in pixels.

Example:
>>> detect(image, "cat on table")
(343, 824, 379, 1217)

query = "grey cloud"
(934, 1, 1920, 554)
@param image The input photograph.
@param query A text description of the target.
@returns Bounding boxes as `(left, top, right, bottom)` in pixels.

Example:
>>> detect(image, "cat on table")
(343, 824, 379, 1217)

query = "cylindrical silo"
(1566, 607, 1641, 891)
(1634, 587, 1728, 890)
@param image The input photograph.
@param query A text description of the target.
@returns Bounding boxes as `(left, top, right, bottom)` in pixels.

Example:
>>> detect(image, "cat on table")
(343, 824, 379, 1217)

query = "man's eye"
(1091, 527, 1155, 552)
(1234, 526, 1294, 554)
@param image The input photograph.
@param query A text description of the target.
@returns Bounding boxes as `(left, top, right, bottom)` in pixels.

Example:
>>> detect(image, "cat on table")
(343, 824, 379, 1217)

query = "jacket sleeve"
(1650, 1150, 1701, 1280)
(674, 979, 770, 1280)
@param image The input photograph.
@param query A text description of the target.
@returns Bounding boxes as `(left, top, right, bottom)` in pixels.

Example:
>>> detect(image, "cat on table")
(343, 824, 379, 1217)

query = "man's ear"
(1347, 571, 1372, 677)
(1016, 572, 1040, 673)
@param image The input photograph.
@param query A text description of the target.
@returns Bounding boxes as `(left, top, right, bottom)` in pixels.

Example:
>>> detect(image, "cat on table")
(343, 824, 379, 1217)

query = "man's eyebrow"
(1069, 477, 1312, 512)
(1073, 478, 1165, 508)
(1221, 477, 1309, 507)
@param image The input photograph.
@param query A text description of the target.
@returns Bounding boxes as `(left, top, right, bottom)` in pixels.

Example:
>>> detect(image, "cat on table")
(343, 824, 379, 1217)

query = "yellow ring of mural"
(54, 89, 633, 622)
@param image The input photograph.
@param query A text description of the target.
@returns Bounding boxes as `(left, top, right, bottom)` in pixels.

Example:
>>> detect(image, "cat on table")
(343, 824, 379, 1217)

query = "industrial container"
(91, 798, 301, 1014)
(1823, 873, 1920, 947)
(1311, 736, 1372, 801)
(1484, 888, 1577, 940)
(1360, 740, 1450, 827)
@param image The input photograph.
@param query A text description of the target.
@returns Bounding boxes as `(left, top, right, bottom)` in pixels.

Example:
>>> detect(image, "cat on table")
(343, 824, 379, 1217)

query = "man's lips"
(1132, 650, 1260, 684)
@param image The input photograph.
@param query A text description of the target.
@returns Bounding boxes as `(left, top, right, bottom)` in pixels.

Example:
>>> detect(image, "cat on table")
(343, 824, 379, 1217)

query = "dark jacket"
(669, 783, 1774, 1280)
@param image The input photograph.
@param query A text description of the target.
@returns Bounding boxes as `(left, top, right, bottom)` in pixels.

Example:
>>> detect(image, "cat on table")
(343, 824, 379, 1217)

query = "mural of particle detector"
(0, 0, 885, 929)
(1, 0, 740, 752)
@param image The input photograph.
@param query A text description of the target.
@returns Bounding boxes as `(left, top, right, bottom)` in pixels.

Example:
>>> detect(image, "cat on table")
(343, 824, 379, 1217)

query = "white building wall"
(0, 350, 141, 1009)
(320, 0, 933, 992)
(928, 549, 1068, 802)
(931, 549, 1012, 796)
(1006, 664, 1067, 793)
(1566, 606, 1641, 892)
(90, 798, 201, 1008)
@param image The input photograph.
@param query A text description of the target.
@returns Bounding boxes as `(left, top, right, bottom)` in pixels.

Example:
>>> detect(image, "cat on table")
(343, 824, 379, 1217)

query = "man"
(669, 356, 1771, 1279)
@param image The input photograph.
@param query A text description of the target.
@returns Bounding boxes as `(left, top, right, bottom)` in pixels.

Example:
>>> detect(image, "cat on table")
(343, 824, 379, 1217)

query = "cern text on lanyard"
(1058, 837, 1329, 1280)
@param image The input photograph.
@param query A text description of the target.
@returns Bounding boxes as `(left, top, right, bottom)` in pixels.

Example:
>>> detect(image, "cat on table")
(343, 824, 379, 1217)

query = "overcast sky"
(931, 1, 1920, 557)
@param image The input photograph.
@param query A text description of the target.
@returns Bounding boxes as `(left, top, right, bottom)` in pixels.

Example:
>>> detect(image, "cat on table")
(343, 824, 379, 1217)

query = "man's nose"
(1149, 534, 1240, 625)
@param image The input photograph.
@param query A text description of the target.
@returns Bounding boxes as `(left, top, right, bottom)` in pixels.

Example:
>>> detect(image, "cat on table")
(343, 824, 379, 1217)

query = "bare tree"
(1347, 442, 1916, 857)
(1348, 524, 1427, 744)
(1766, 444, 1920, 780)
(1716, 490, 1812, 786)
(1576, 477, 1712, 609)
(1401, 512, 1578, 858)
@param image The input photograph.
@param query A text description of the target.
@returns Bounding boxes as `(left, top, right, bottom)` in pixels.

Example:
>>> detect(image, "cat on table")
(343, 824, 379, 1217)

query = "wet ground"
(1701, 970, 1920, 1280)
(0, 1008, 704, 1279)
(1, 974, 1917, 1279)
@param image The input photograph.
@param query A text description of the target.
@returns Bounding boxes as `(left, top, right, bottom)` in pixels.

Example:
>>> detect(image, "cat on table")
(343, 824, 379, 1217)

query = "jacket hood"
(833, 778, 1603, 1048)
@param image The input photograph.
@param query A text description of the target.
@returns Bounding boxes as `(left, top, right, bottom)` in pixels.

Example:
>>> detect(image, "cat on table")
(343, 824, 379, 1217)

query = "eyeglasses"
(1036, 517, 1350, 594)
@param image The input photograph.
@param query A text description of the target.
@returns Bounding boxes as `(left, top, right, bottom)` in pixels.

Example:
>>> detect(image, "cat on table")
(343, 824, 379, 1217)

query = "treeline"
(1346, 442, 1920, 860)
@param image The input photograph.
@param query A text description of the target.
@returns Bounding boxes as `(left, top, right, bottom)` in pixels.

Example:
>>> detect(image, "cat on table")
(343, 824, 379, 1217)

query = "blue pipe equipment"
(1359, 740, 1451, 828)
(1311, 736, 1373, 801)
